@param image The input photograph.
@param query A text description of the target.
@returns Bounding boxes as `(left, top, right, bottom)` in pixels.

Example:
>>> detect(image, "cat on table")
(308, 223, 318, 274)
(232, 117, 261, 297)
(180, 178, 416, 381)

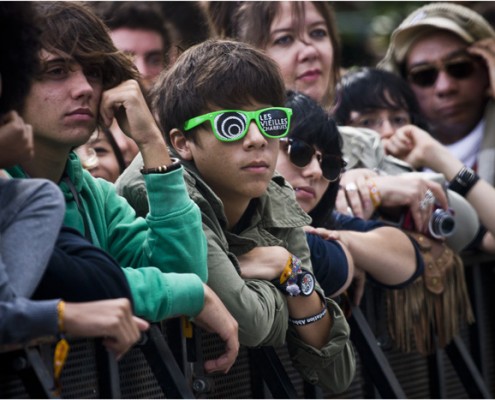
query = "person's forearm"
(286, 291, 331, 349)
(421, 142, 463, 179)
(465, 179, 495, 237)
(138, 136, 171, 169)
(338, 227, 416, 286)
(429, 151, 495, 242)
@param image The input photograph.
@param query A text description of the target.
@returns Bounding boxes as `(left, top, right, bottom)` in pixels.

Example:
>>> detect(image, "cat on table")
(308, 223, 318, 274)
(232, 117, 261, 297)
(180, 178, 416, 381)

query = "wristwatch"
(271, 254, 315, 297)
(298, 269, 316, 296)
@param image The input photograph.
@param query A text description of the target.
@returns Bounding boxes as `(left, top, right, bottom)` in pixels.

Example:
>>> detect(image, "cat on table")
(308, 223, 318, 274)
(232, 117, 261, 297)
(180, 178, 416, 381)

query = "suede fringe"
(386, 233, 475, 356)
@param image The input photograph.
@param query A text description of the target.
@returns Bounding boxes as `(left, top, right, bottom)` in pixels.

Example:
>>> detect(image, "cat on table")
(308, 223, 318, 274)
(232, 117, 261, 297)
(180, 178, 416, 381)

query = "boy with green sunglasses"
(116, 39, 355, 393)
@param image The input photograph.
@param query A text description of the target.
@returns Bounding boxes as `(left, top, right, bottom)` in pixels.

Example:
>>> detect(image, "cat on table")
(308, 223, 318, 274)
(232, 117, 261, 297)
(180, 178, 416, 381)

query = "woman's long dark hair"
(285, 91, 343, 227)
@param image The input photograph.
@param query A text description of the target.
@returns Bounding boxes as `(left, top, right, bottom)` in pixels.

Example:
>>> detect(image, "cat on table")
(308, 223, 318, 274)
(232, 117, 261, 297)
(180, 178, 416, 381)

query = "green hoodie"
(7, 152, 207, 321)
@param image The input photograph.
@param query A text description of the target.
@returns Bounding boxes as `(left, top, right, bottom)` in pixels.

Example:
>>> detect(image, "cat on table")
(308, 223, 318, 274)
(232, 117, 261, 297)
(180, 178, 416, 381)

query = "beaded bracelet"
(448, 166, 479, 197)
(140, 158, 181, 174)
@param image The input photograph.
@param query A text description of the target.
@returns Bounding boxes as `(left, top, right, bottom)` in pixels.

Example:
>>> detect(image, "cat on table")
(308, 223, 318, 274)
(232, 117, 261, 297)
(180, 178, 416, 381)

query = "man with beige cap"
(379, 2, 495, 185)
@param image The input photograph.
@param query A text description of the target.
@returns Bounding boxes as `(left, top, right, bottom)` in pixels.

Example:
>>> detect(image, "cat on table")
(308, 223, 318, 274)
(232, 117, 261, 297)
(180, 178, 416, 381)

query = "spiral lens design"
(214, 112, 247, 141)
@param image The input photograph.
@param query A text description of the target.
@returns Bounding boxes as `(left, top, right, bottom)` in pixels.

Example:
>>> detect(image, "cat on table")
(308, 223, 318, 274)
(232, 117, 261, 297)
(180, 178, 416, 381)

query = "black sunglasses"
(407, 58, 476, 88)
(280, 138, 346, 182)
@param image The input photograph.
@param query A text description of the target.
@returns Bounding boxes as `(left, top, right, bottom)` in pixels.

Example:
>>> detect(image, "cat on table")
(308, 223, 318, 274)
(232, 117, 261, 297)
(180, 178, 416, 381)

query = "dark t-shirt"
(32, 227, 132, 304)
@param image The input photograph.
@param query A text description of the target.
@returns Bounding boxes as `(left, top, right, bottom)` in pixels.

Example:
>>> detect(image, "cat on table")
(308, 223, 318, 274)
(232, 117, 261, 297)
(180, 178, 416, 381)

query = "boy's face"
(110, 28, 165, 92)
(186, 103, 280, 204)
(22, 49, 103, 151)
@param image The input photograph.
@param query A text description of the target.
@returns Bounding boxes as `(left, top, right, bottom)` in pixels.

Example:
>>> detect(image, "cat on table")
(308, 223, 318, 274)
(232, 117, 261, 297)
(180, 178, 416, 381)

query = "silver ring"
(345, 182, 358, 192)
(419, 189, 435, 210)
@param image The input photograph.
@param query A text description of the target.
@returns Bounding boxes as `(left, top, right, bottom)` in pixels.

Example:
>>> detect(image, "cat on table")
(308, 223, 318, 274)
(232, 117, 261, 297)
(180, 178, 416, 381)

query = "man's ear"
(169, 128, 193, 160)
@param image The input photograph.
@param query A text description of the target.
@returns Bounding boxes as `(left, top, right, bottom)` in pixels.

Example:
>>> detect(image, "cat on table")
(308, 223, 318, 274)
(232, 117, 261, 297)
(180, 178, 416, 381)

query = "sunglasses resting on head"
(184, 107, 293, 142)
(280, 138, 346, 182)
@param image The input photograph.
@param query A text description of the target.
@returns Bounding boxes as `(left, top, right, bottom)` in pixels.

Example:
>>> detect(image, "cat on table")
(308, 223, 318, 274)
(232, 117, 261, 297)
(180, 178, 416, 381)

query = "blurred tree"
(332, 1, 490, 69)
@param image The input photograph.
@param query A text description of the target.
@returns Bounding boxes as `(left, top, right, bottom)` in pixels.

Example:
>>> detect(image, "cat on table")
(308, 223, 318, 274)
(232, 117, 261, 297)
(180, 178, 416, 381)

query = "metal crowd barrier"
(1, 251, 494, 398)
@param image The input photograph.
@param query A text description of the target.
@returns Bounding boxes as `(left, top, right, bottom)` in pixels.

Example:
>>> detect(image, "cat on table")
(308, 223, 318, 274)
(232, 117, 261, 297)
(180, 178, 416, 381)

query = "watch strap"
(448, 166, 479, 197)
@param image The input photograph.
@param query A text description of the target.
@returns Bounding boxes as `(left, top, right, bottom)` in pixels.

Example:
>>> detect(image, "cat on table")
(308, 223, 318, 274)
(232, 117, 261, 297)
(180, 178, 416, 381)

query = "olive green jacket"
(116, 154, 355, 393)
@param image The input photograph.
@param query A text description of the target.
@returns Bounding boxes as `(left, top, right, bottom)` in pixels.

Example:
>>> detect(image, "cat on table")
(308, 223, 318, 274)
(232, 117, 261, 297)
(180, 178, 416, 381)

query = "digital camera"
(401, 206, 456, 239)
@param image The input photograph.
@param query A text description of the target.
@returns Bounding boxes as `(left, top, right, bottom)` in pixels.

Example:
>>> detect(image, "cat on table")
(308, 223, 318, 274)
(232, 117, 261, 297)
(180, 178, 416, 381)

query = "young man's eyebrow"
(41, 56, 72, 66)
(408, 48, 472, 68)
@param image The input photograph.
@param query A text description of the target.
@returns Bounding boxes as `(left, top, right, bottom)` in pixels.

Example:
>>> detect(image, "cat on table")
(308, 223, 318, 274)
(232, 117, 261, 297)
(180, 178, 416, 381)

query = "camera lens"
(428, 209, 456, 238)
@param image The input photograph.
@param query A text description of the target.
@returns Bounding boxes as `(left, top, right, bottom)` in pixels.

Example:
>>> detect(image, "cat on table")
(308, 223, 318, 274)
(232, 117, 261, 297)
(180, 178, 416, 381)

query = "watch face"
(300, 272, 315, 296)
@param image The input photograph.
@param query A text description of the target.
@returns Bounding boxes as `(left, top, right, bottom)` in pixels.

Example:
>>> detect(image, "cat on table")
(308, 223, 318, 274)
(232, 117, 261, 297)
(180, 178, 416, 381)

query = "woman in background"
(76, 128, 125, 183)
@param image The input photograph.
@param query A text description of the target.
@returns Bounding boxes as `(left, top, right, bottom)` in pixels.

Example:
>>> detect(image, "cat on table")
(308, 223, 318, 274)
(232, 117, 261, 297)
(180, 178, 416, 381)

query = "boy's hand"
(99, 80, 170, 167)
(0, 111, 34, 168)
(237, 246, 291, 281)
(193, 284, 239, 374)
(63, 298, 149, 360)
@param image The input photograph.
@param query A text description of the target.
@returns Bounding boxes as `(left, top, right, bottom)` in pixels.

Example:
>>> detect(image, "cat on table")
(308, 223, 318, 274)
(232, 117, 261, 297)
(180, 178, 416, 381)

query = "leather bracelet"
(448, 166, 479, 197)
(140, 158, 181, 175)
(288, 299, 328, 326)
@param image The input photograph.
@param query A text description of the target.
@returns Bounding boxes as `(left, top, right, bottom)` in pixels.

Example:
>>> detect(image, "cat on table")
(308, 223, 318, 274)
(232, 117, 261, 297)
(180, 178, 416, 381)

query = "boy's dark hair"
(33, 1, 138, 90)
(92, 1, 172, 67)
(160, 2, 211, 52)
(285, 91, 343, 227)
(150, 39, 286, 145)
(0, 2, 41, 114)
(333, 67, 428, 130)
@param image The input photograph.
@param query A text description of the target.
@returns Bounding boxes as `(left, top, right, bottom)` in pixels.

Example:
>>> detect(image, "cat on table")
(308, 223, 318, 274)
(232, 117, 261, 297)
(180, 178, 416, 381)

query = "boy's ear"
(169, 128, 193, 160)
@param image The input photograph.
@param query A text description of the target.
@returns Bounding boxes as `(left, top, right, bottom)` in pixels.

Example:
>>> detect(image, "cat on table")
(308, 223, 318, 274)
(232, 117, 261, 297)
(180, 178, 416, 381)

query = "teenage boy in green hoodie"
(117, 39, 355, 393)
(6, 2, 238, 374)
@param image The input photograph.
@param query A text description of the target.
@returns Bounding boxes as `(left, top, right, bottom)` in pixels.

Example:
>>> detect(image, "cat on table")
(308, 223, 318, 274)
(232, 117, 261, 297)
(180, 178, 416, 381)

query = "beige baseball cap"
(378, 2, 495, 74)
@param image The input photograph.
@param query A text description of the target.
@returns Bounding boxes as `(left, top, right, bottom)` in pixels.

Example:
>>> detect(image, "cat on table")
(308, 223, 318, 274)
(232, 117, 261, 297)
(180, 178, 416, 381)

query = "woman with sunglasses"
(276, 91, 427, 306)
